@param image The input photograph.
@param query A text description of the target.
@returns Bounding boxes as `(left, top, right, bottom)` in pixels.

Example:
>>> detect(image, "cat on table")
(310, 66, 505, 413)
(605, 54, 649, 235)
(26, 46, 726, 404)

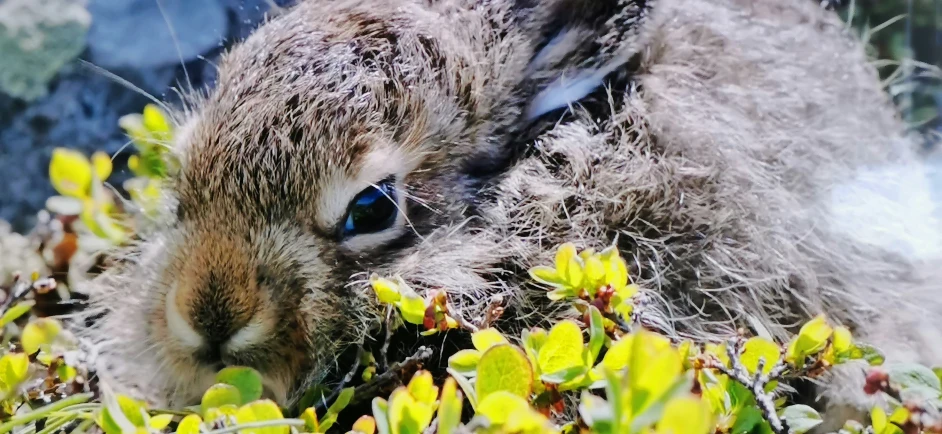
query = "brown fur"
(76, 0, 942, 426)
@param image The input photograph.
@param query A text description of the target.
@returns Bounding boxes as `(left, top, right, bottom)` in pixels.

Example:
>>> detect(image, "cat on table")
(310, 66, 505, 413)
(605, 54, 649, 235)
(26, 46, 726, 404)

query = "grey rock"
(0, 0, 91, 101)
(86, 0, 228, 70)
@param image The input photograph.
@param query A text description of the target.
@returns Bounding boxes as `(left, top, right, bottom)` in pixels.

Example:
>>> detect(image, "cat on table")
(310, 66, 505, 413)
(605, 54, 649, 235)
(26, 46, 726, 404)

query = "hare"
(76, 0, 942, 427)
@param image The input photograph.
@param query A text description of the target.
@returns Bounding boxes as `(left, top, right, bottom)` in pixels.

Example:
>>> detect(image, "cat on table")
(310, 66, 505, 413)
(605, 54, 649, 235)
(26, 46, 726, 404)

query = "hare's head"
(81, 0, 652, 408)
(83, 0, 533, 408)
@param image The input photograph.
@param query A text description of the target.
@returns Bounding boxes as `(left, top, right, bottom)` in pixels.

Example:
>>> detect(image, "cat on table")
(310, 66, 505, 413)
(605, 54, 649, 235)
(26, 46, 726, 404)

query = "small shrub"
(1, 106, 941, 434)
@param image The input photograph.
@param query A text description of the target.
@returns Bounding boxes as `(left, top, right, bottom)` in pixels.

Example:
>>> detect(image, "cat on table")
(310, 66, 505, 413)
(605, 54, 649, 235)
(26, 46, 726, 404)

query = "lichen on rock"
(0, 0, 91, 101)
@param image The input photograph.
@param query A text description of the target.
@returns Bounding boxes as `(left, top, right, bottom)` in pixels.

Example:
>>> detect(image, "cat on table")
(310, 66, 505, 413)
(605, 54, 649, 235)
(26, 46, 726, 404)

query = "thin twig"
(476, 295, 505, 330)
(0, 274, 33, 313)
(380, 307, 394, 372)
(314, 346, 364, 413)
(602, 311, 632, 333)
(349, 346, 434, 407)
(445, 302, 479, 333)
(707, 338, 789, 434)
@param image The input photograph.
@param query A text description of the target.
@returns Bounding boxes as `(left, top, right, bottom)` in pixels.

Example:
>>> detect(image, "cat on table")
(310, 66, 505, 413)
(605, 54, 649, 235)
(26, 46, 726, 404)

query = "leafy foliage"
(3, 103, 942, 434)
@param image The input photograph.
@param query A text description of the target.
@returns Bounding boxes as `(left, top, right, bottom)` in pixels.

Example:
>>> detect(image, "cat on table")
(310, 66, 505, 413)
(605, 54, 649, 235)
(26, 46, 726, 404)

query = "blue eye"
(342, 180, 398, 237)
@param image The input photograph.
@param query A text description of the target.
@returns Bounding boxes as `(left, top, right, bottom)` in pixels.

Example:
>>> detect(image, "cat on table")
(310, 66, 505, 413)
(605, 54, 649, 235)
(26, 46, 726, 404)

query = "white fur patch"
(223, 314, 273, 354)
(165, 285, 203, 350)
(828, 160, 942, 262)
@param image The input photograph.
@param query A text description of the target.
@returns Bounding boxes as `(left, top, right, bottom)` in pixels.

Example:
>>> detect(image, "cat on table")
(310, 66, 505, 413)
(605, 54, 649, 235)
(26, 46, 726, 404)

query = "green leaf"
(854, 343, 886, 366)
(149, 414, 173, 430)
(579, 391, 615, 431)
(541, 365, 588, 385)
(215, 366, 263, 404)
(781, 404, 823, 434)
(21, 318, 62, 355)
(175, 414, 203, 434)
(49, 148, 92, 198)
(301, 407, 320, 432)
(886, 363, 942, 393)
(472, 328, 508, 352)
(448, 350, 482, 376)
(201, 384, 242, 417)
(731, 406, 764, 434)
(785, 315, 832, 363)
(446, 368, 478, 409)
(373, 398, 391, 434)
(437, 377, 463, 434)
(529, 266, 562, 286)
(388, 387, 432, 434)
(320, 387, 355, 431)
(395, 281, 427, 325)
(235, 399, 289, 434)
(586, 305, 605, 366)
(407, 371, 438, 405)
(475, 391, 532, 426)
(475, 344, 534, 403)
(0, 300, 35, 328)
(352, 415, 378, 434)
(629, 332, 684, 415)
(370, 274, 402, 304)
(538, 320, 585, 375)
(655, 396, 714, 434)
(741, 337, 781, 375)
(0, 353, 30, 392)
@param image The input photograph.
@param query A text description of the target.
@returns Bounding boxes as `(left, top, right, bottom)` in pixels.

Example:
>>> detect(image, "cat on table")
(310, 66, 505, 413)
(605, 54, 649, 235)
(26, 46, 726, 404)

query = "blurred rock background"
(0, 0, 294, 232)
(0, 0, 939, 233)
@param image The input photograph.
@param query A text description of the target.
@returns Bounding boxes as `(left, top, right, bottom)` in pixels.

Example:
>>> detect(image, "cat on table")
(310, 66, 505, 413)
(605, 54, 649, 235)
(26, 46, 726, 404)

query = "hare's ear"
(519, 0, 656, 121)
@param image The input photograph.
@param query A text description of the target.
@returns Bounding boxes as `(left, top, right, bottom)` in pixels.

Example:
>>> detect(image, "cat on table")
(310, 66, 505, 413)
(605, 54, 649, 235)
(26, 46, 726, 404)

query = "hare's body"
(79, 0, 942, 425)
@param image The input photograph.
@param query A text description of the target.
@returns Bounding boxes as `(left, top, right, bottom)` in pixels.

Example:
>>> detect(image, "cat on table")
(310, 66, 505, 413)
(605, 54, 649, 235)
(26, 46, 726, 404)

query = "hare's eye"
(342, 179, 398, 237)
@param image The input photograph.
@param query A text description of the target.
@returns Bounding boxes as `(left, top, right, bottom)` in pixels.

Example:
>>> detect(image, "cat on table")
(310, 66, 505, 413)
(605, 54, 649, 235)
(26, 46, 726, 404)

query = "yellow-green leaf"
(564, 256, 585, 289)
(388, 387, 433, 434)
(630, 338, 684, 413)
(0, 300, 35, 327)
(529, 266, 562, 286)
(175, 414, 203, 434)
(49, 148, 92, 198)
(92, 151, 113, 181)
(600, 246, 629, 291)
(472, 328, 508, 352)
(301, 407, 320, 432)
(97, 395, 149, 434)
(448, 350, 482, 375)
(741, 337, 781, 375)
(832, 327, 853, 354)
(216, 366, 263, 404)
(555, 243, 578, 279)
(475, 391, 532, 426)
(21, 318, 62, 355)
(352, 415, 378, 434)
(142, 104, 172, 136)
(236, 399, 289, 434)
(538, 320, 585, 375)
(656, 396, 714, 434)
(786, 315, 833, 363)
(201, 384, 242, 417)
(407, 371, 438, 406)
(149, 414, 174, 430)
(476, 344, 534, 402)
(395, 281, 426, 325)
(584, 254, 606, 288)
(438, 378, 463, 434)
(0, 353, 30, 392)
(370, 274, 402, 304)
